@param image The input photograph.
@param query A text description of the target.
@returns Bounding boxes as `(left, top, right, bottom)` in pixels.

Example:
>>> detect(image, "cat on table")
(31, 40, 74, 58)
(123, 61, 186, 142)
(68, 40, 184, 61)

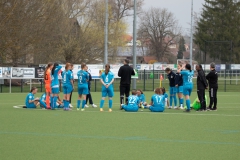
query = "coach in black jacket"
(206, 62, 218, 111)
(196, 64, 208, 111)
(118, 59, 135, 109)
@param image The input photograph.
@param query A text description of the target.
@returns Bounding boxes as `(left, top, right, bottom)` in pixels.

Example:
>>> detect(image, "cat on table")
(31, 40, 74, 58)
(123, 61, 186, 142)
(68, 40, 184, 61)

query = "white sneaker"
(85, 104, 89, 108)
(69, 104, 73, 108)
(92, 104, 97, 108)
(174, 106, 178, 109)
(180, 106, 184, 110)
(168, 106, 172, 109)
(81, 109, 85, 111)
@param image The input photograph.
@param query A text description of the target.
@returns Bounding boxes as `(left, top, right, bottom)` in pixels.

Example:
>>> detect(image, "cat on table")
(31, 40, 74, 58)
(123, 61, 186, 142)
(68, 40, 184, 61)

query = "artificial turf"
(0, 92, 240, 160)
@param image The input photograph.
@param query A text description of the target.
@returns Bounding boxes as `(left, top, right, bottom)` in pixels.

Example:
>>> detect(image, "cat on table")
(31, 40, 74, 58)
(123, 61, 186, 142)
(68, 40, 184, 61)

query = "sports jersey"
(180, 70, 194, 86)
(62, 70, 73, 86)
(127, 95, 139, 107)
(151, 94, 165, 107)
(25, 93, 35, 107)
(164, 93, 168, 99)
(101, 71, 114, 87)
(138, 94, 146, 103)
(51, 66, 62, 88)
(77, 70, 89, 86)
(40, 93, 46, 102)
(44, 69, 51, 85)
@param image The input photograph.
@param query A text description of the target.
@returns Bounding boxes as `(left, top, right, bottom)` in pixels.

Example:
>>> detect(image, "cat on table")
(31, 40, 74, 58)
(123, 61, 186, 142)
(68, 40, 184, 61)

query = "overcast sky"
(126, 0, 205, 34)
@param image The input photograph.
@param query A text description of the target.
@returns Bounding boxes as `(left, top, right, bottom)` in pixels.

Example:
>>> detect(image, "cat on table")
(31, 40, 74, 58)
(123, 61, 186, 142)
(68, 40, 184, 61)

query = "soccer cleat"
(85, 104, 89, 108)
(120, 104, 124, 110)
(211, 108, 217, 111)
(206, 107, 212, 111)
(168, 106, 172, 109)
(180, 106, 184, 110)
(69, 104, 73, 108)
(92, 104, 97, 108)
(184, 109, 190, 112)
(174, 106, 178, 109)
(100, 108, 104, 112)
(109, 109, 112, 112)
(81, 109, 85, 111)
(64, 108, 70, 111)
(77, 108, 80, 111)
(141, 104, 144, 109)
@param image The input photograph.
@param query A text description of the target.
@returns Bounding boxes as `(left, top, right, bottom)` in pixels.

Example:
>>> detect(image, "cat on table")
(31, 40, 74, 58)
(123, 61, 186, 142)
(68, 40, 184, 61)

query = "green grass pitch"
(0, 91, 240, 160)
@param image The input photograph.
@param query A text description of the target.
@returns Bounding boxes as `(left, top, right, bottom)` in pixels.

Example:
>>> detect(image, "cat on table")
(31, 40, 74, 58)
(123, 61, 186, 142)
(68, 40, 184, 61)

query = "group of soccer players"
(25, 62, 216, 113)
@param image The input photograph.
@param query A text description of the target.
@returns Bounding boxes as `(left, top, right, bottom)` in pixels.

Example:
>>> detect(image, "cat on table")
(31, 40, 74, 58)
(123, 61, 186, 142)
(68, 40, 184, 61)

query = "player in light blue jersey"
(179, 64, 194, 112)
(149, 88, 165, 112)
(77, 63, 89, 111)
(39, 92, 47, 109)
(136, 89, 148, 109)
(121, 90, 139, 112)
(25, 87, 45, 109)
(62, 63, 74, 111)
(99, 64, 114, 112)
(51, 63, 62, 109)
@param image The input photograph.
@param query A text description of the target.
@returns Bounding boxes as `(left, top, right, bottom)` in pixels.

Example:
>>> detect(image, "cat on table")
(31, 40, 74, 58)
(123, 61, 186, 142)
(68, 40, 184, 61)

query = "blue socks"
(39, 100, 47, 108)
(100, 100, 105, 108)
(109, 99, 113, 109)
(77, 100, 81, 109)
(82, 100, 86, 109)
(186, 99, 190, 110)
(64, 100, 69, 109)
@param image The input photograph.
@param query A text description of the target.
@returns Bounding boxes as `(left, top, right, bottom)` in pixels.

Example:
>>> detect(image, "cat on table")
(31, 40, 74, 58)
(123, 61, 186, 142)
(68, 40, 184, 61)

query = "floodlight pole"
(132, 0, 137, 89)
(190, 0, 193, 67)
(104, 0, 108, 65)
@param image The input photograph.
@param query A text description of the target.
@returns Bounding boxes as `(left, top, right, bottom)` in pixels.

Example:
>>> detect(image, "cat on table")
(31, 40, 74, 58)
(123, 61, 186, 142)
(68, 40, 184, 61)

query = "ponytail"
(44, 62, 53, 79)
(185, 64, 192, 72)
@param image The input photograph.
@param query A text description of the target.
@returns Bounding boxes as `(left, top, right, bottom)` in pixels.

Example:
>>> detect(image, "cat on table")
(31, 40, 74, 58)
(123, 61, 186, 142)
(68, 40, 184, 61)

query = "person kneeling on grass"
(121, 90, 139, 112)
(25, 87, 45, 109)
(184, 95, 208, 111)
(148, 88, 165, 112)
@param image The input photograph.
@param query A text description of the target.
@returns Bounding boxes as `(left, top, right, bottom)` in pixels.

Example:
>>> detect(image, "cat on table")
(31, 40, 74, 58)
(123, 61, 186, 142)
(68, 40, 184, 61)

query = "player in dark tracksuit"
(206, 63, 218, 111)
(196, 64, 208, 111)
(175, 64, 184, 109)
(85, 66, 97, 108)
(165, 68, 177, 109)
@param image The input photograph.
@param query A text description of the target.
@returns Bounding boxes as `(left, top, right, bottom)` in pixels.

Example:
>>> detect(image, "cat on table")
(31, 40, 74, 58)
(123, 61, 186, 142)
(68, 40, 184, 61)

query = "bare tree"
(138, 7, 182, 62)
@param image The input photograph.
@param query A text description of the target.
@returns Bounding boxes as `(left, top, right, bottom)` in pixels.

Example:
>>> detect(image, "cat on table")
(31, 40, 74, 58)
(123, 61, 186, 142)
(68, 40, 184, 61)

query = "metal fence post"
(153, 68, 154, 91)
(224, 69, 226, 92)
(143, 69, 145, 91)
(9, 78, 12, 93)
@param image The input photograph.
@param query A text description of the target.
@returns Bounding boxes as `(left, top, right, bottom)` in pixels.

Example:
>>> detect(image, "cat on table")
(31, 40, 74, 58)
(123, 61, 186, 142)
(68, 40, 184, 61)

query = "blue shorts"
(63, 85, 73, 94)
(26, 103, 37, 108)
(122, 105, 138, 112)
(149, 105, 164, 112)
(52, 88, 59, 94)
(102, 86, 114, 97)
(176, 86, 183, 93)
(169, 87, 176, 95)
(183, 85, 193, 96)
(78, 85, 89, 95)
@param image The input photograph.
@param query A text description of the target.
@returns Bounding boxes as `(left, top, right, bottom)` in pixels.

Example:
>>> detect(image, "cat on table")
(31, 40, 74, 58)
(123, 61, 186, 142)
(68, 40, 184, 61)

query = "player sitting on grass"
(162, 87, 169, 108)
(39, 92, 47, 109)
(121, 90, 139, 112)
(24, 87, 45, 109)
(148, 88, 165, 112)
(136, 89, 148, 109)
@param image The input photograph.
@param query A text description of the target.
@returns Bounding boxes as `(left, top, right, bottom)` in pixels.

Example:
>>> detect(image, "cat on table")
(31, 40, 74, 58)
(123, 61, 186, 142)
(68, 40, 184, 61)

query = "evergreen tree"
(194, 0, 240, 63)
(177, 36, 186, 59)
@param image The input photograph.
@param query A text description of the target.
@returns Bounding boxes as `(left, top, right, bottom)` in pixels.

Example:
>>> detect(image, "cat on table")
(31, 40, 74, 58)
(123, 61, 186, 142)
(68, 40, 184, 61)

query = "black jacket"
(118, 64, 135, 85)
(175, 72, 183, 86)
(167, 71, 176, 87)
(86, 71, 92, 89)
(197, 69, 208, 90)
(206, 69, 218, 88)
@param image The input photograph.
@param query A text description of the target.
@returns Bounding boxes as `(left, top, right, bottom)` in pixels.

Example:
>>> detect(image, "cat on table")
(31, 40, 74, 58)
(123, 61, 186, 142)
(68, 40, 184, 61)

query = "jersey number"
(155, 96, 162, 104)
(79, 76, 82, 83)
(105, 76, 109, 83)
(188, 75, 193, 83)
(129, 97, 136, 104)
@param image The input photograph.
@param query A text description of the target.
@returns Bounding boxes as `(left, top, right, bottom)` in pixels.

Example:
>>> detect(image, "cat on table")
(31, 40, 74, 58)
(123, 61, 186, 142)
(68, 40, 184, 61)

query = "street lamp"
(132, 0, 137, 89)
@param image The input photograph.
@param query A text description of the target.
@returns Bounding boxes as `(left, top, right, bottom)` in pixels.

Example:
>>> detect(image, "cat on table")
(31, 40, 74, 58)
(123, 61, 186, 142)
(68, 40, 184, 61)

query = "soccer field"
(0, 92, 240, 160)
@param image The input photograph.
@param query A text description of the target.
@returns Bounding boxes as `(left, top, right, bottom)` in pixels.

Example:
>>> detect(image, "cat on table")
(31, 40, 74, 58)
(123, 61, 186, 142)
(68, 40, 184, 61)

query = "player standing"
(44, 62, 53, 109)
(165, 68, 177, 109)
(77, 63, 89, 111)
(62, 63, 74, 111)
(51, 63, 62, 109)
(175, 64, 184, 109)
(178, 64, 194, 112)
(99, 64, 114, 112)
